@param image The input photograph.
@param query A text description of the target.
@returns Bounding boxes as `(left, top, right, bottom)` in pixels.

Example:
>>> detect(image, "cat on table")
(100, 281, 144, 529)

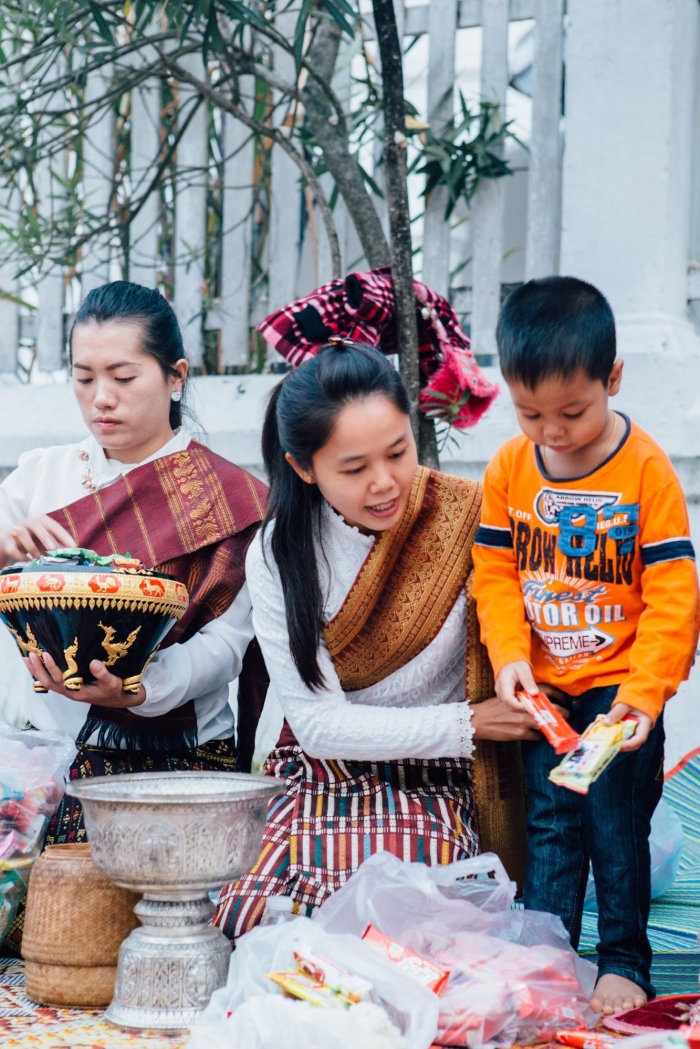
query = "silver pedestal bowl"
(66, 771, 280, 1030)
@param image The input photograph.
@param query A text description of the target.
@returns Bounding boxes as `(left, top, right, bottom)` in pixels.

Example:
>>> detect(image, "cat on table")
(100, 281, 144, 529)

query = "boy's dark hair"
(496, 276, 616, 389)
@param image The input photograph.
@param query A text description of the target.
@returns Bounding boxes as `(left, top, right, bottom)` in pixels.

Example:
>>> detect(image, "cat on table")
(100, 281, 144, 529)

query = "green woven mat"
(579, 750, 700, 994)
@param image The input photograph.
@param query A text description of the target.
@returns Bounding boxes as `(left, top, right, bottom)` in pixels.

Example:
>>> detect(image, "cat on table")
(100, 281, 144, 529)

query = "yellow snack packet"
(549, 716, 637, 794)
(267, 970, 337, 1007)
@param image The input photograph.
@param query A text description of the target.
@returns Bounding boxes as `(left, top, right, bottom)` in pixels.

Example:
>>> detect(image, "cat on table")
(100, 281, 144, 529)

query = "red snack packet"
(516, 690, 581, 755)
(555, 1031, 616, 1049)
(362, 924, 451, 995)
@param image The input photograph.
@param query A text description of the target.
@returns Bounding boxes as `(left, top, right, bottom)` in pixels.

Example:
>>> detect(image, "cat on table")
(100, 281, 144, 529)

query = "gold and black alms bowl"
(0, 548, 189, 694)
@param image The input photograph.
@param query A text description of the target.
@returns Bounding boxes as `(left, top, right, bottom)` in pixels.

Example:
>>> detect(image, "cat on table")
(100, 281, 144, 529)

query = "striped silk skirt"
(212, 744, 479, 941)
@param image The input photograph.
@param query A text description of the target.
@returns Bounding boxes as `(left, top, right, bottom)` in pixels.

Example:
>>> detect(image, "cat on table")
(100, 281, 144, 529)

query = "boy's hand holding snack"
(494, 659, 539, 711)
(603, 703, 652, 752)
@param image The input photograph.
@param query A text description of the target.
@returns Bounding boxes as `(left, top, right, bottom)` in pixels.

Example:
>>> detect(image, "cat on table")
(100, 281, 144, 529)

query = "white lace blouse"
(247, 502, 476, 762)
(0, 430, 253, 746)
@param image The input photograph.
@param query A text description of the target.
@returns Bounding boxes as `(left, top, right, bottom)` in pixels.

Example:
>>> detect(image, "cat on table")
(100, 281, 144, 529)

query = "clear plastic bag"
(584, 799, 684, 911)
(193, 915, 439, 1049)
(318, 852, 597, 1049)
(0, 721, 76, 944)
(317, 851, 517, 938)
(189, 996, 408, 1049)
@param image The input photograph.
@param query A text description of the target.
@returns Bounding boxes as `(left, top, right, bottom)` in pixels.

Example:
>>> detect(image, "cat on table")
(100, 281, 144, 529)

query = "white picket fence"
(0, 0, 566, 377)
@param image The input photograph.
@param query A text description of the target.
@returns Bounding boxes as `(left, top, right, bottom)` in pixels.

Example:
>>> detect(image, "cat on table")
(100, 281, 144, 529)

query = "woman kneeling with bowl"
(0, 282, 267, 950)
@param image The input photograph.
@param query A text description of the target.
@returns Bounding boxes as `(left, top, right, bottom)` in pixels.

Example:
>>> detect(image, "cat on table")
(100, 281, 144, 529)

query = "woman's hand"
(471, 694, 571, 742)
(25, 651, 146, 709)
(0, 515, 75, 568)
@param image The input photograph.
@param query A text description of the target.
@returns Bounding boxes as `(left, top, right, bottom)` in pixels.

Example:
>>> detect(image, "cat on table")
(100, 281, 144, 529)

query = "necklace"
(78, 445, 99, 493)
(540, 412, 618, 476)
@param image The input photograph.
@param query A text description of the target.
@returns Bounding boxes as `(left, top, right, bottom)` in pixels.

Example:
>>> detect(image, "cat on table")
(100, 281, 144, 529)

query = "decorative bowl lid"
(0, 549, 189, 693)
(0, 548, 189, 610)
(2, 548, 151, 575)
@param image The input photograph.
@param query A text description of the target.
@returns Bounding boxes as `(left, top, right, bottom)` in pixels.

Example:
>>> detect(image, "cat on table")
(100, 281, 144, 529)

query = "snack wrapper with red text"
(362, 925, 451, 994)
(516, 690, 581, 754)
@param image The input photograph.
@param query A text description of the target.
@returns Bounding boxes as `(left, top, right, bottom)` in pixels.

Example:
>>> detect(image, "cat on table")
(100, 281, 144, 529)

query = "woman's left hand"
(25, 651, 146, 708)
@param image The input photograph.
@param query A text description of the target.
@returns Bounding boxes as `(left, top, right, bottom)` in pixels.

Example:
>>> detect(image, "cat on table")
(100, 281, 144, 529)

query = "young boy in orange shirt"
(472, 277, 699, 1016)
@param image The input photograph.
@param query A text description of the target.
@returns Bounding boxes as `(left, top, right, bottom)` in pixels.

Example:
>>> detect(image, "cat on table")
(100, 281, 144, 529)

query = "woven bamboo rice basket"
(22, 843, 140, 1007)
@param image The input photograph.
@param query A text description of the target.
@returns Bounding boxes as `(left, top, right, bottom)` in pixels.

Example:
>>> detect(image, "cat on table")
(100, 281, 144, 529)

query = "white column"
(421, 0, 458, 297)
(316, 44, 354, 281)
(267, 13, 300, 318)
(0, 75, 19, 371)
(469, 0, 509, 357)
(218, 86, 255, 367)
(524, 0, 564, 280)
(129, 77, 161, 287)
(0, 191, 19, 372)
(173, 53, 208, 368)
(561, 0, 700, 454)
(82, 65, 114, 296)
(34, 157, 64, 371)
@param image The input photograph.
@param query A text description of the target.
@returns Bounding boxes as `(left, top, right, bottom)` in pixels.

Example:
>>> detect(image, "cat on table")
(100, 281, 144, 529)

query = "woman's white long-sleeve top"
(0, 430, 253, 746)
(247, 502, 475, 762)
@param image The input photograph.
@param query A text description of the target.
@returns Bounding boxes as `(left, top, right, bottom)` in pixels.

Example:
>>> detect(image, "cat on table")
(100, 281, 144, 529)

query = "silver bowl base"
(105, 896, 231, 1030)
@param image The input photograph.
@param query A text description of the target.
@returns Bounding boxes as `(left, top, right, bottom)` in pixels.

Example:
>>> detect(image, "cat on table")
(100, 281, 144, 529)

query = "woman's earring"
(306, 476, 315, 484)
(171, 390, 182, 402)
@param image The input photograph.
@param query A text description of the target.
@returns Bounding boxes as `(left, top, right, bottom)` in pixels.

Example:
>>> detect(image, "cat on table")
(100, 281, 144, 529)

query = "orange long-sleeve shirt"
(472, 417, 699, 722)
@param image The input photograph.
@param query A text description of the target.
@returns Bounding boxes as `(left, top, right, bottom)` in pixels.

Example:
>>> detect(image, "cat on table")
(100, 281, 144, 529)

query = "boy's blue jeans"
(522, 685, 665, 998)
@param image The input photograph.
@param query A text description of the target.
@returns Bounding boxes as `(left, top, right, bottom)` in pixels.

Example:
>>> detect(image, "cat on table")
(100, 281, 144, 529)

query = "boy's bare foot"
(591, 974, 647, 1015)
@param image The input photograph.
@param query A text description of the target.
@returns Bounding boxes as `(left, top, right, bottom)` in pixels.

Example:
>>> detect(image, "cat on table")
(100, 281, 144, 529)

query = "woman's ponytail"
(261, 385, 326, 690)
(261, 342, 411, 691)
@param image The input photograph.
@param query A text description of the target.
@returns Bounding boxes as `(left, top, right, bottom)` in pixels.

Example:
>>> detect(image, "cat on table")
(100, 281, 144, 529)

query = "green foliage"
(0, 0, 518, 386)
(410, 93, 523, 218)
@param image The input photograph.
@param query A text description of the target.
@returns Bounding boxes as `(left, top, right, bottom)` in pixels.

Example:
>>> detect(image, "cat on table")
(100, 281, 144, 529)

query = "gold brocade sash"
(325, 467, 481, 690)
(324, 467, 528, 889)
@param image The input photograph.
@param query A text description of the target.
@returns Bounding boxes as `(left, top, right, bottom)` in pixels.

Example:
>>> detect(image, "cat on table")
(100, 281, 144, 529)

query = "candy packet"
(516, 690, 581, 755)
(268, 970, 343, 1008)
(268, 941, 374, 1009)
(362, 925, 451, 995)
(549, 715, 637, 794)
(293, 943, 373, 1004)
(555, 1030, 616, 1048)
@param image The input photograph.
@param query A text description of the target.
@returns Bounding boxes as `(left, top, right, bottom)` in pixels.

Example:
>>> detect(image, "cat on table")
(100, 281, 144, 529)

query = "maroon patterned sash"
(49, 442, 268, 757)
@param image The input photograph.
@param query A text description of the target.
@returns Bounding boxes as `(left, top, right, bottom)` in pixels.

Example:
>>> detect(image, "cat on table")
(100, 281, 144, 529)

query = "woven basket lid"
(22, 843, 140, 968)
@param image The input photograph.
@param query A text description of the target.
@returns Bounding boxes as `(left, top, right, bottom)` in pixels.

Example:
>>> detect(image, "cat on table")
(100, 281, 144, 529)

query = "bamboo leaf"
(87, 1, 114, 43)
(319, 0, 356, 37)
(294, 0, 314, 69)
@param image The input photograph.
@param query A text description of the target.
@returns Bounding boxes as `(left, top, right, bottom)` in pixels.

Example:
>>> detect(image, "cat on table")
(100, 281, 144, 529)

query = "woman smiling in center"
(214, 341, 542, 938)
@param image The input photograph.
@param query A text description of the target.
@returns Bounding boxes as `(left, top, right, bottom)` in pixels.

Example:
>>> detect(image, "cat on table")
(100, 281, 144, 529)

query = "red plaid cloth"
(258, 267, 499, 429)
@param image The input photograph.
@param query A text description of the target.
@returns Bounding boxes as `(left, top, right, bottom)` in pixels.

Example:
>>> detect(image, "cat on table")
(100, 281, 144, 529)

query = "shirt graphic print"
(471, 417, 699, 721)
